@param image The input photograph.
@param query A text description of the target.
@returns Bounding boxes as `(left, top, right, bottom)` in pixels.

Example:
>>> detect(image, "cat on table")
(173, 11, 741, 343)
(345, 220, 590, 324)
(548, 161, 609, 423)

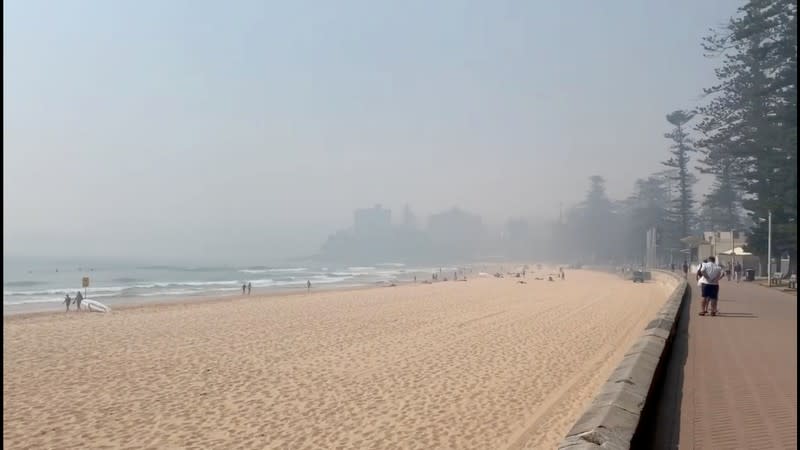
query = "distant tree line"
(550, 0, 796, 271)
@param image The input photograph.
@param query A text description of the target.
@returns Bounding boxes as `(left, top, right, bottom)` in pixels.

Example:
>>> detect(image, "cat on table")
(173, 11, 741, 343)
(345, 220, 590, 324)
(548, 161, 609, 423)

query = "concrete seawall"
(558, 270, 688, 449)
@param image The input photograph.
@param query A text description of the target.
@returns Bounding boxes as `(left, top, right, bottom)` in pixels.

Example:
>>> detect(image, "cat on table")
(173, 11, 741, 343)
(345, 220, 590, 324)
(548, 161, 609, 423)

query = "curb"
(557, 270, 688, 449)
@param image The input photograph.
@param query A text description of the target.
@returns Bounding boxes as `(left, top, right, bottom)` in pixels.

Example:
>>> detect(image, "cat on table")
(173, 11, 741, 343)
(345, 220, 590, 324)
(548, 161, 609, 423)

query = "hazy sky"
(4, 0, 741, 264)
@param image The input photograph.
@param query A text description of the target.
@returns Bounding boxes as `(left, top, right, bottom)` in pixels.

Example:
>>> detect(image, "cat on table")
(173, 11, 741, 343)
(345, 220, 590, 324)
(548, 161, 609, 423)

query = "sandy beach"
(3, 269, 677, 449)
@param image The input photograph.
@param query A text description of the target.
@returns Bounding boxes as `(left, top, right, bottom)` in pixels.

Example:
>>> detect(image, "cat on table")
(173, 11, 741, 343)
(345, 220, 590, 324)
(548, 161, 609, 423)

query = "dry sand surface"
(4, 269, 677, 449)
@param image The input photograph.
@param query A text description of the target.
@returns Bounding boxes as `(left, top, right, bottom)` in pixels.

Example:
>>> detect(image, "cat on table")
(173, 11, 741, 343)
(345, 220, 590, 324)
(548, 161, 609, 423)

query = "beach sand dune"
(3, 270, 675, 449)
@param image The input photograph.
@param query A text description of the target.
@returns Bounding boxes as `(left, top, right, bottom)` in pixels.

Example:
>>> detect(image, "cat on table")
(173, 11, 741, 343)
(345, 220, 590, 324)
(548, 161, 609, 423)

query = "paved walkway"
(646, 280, 797, 449)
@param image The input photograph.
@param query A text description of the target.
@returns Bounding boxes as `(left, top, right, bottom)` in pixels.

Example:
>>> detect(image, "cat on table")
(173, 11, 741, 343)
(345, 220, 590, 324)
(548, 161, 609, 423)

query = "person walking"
(682, 261, 689, 278)
(247, 282, 252, 295)
(726, 261, 733, 281)
(74, 291, 84, 311)
(306, 280, 311, 293)
(697, 256, 724, 316)
(242, 283, 246, 295)
(734, 261, 742, 283)
(64, 294, 72, 312)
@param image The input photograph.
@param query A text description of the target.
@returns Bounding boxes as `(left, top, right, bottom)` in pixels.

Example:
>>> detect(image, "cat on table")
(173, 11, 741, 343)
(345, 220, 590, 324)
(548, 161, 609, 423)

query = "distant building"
(402, 204, 417, 229)
(684, 230, 759, 273)
(319, 204, 491, 263)
(702, 231, 747, 256)
(320, 204, 430, 263)
(426, 207, 487, 259)
(354, 204, 391, 235)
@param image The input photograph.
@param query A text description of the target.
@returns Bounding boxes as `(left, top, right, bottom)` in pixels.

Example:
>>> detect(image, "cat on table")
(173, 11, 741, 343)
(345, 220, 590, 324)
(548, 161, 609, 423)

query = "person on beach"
(306, 280, 311, 292)
(74, 291, 83, 311)
(697, 256, 723, 316)
(726, 261, 733, 281)
(64, 294, 72, 312)
(247, 282, 252, 295)
(734, 261, 742, 283)
(682, 261, 689, 277)
(242, 283, 246, 295)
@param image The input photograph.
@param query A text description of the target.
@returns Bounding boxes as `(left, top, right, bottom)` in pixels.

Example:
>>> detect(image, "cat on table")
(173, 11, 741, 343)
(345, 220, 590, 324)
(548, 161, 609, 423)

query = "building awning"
(720, 247, 752, 256)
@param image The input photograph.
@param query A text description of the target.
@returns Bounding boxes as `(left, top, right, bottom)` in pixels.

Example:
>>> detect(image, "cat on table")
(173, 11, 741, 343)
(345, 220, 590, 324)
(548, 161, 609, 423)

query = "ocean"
(3, 260, 463, 314)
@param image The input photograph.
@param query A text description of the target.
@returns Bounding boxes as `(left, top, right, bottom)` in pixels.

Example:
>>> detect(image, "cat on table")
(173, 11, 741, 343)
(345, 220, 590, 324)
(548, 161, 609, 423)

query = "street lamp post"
(757, 210, 774, 282)
(767, 210, 772, 283)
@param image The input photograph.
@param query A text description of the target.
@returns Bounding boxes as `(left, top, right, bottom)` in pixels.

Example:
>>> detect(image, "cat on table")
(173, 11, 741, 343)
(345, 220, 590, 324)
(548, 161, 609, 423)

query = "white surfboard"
(83, 299, 111, 313)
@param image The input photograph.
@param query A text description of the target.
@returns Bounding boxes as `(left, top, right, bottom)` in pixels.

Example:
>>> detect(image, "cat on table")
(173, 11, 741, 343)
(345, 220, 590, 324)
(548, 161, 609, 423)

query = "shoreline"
(3, 262, 542, 318)
(2, 280, 410, 319)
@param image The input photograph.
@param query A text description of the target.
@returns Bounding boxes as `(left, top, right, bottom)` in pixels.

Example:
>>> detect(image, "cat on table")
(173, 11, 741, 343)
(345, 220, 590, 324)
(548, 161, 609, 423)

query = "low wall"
(557, 270, 688, 449)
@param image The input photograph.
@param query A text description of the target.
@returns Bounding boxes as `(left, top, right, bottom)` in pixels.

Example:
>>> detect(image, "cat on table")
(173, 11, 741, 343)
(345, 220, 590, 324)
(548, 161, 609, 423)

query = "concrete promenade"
(644, 278, 797, 449)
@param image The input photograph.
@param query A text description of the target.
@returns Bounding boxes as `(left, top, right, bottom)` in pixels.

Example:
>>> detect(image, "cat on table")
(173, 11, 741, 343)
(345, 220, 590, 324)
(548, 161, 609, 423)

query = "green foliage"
(695, 0, 797, 268)
(662, 110, 697, 239)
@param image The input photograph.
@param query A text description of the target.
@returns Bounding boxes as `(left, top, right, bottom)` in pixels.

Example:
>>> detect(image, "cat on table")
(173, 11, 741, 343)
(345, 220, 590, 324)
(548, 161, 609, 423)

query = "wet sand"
(3, 269, 676, 449)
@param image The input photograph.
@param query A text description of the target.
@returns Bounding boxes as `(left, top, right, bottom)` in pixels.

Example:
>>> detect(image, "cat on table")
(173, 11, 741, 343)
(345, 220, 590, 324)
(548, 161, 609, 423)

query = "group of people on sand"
(63, 291, 84, 312)
(241, 280, 313, 295)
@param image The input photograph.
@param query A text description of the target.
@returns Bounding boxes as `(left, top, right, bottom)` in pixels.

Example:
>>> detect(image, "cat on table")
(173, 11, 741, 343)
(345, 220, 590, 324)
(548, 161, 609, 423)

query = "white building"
(702, 230, 747, 256)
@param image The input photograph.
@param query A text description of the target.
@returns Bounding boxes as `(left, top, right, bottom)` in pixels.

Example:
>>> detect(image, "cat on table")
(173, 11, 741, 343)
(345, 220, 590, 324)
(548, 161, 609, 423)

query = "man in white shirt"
(697, 256, 724, 316)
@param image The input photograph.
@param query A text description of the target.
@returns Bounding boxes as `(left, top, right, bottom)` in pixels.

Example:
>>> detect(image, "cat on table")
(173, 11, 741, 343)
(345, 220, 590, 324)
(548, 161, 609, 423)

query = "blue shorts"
(701, 283, 719, 300)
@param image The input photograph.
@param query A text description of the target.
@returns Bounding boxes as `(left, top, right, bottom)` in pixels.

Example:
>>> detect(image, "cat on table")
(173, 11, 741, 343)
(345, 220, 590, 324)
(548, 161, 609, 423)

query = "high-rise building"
(353, 204, 392, 235)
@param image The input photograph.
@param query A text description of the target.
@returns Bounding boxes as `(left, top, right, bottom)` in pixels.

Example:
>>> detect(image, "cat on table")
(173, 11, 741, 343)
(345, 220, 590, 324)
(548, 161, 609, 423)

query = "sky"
(4, 0, 743, 264)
